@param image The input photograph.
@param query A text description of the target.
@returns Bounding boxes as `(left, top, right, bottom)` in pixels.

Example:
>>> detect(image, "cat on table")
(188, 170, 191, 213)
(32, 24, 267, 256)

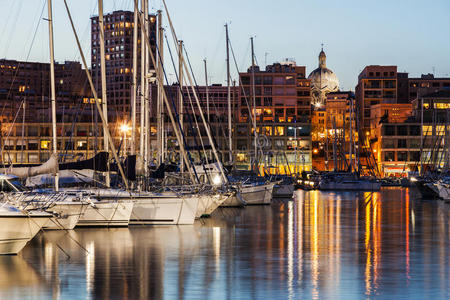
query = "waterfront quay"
(0, 188, 447, 299)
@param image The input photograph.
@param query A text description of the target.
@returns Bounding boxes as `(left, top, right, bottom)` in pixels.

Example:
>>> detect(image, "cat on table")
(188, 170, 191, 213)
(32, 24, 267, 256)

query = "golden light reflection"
(86, 241, 95, 297)
(405, 190, 410, 281)
(287, 201, 294, 299)
(364, 194, 372, 295)
(374, 193, 381, 292)
(44, 243, 54, 279)
(311, 191, 319, 300)
(364, 192, 382, 296)
(213, 227, 221, 272)
(296, 192, 304, 285)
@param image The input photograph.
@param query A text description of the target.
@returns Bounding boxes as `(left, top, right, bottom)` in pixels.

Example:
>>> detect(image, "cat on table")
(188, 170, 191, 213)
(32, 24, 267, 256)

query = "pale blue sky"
(1, 0, 449, 90)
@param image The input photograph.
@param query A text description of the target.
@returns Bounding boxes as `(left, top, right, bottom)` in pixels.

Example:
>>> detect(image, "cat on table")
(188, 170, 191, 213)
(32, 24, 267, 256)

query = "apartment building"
(355, 66, 398, 129)
(371, 90, 450, 177)
(235, 61, 312, 173)
(91, 10, 157, 117)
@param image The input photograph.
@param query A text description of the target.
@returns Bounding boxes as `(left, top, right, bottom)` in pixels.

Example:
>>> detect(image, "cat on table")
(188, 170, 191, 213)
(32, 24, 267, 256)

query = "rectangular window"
(409, 125, 420, 135)
(382, 139, 395, 148)
(397, 151, 407, 161)
(397, 139, 407, 148)
(397, 126, 407, 135)
(384, 151, 395, 162)
(40, 140, 51, 150)
(274, 126, 285, 136)
(273, 76, 285, 85)
(384, 125, 395, 136)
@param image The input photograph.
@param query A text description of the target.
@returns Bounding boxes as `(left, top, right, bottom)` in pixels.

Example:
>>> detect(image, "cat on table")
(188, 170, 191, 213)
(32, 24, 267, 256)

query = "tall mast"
(204, 59, 210, 123)
(139, 0, 146, 165)
(333, 117, 337, 171)
(420, 97, 424, 175)
(178, 40, 184, 174)
(342, 104, 346, 171)
(250, 37, 257, 170)
(349, 96, 353, 172)
(47, 0, 58, 191)
(159, 0, 228, 183)
(144, 0, 150, 168)
(156, 10, 164, 165)
(131, 0, 139, 155)
(98, 0, 110, 187)
(225, 24, 232, 163)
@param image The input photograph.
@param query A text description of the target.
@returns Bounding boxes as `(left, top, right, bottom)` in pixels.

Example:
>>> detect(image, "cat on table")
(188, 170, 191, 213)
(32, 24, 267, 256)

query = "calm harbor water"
(0, 188, 448, 299)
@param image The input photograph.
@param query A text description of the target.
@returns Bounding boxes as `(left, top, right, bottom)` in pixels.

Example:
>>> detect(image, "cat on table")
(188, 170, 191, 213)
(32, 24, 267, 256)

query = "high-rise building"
(91, 10, 156, 119)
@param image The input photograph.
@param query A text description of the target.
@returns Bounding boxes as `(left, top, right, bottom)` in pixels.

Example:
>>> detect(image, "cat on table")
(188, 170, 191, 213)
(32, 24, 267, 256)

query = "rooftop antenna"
(264, 52, 269, 67)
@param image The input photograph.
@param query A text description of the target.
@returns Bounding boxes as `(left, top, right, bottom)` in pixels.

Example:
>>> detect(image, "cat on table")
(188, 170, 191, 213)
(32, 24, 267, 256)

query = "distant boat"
(318, 172, 381, 191)
(435, 180, 450, 201)
(272, 176, 295, 198)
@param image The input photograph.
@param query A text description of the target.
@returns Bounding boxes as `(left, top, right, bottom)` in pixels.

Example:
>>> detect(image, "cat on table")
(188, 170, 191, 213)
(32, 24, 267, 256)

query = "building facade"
(370, 91, 450, 177)
(355, 65, 398, 129)
(236, 61, 312, 173)
(91, 10, 157, 117)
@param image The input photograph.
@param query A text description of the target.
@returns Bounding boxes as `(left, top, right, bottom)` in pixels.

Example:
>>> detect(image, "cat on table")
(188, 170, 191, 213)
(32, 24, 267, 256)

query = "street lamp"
(120, 123, 131, 156)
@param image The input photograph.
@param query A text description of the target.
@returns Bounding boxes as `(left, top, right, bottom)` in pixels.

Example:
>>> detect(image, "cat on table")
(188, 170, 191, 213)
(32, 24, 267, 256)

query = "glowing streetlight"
(120, 123, 131, 156)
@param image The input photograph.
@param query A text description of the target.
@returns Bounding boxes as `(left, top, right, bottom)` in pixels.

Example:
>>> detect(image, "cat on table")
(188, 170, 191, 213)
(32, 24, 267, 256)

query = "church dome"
(308, 48, 339, 107)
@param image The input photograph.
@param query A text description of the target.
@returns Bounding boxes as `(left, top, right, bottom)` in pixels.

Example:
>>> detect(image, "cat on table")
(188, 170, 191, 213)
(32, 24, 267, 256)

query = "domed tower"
(308, 47, 339, 108)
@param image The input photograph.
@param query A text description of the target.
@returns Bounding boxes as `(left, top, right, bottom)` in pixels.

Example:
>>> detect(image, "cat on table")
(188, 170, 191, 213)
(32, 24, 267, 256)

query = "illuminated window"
(422, 126, 432, 135)
(236, 153, 247, 162)
(274, 126, 285, 136)
(435, 103, 450, 109)
(251, 127, 260, 134)
(262, 126, 272, 136)
(40, 140, 50, 150)
(253, 108, 262, 116)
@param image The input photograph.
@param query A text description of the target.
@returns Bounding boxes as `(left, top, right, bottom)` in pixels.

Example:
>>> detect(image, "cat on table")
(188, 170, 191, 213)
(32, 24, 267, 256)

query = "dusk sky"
(1, 0, 449, 90)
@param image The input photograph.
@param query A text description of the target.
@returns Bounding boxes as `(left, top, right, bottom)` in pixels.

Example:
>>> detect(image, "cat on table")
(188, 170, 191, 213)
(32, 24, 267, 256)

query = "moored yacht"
(0, 203, 52, 255)
(0, 174, 87, 230)
(70, 188, 198, 225)
(318, 172, 381, 191)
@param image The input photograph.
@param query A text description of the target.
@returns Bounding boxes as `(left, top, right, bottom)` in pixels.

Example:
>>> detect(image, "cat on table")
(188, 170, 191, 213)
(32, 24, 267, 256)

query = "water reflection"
(1, 188, 448, 299)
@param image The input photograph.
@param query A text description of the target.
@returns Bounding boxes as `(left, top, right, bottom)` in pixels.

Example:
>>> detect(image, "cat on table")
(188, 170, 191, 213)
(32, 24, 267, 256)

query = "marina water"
(0, 188, 448, 299)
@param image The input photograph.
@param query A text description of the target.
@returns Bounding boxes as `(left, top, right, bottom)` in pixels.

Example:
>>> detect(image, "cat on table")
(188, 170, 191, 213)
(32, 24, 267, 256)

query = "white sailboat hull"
(77, 202, 134, 227)
(0, 214, 50, 255)
(195, 193, 230, 218)
(273, 184, 295, 198)
(130, 194, 198, 225)
(240, 183, 275, 205)
(220, 190, 246, 207)
(43, 202, 87, 230)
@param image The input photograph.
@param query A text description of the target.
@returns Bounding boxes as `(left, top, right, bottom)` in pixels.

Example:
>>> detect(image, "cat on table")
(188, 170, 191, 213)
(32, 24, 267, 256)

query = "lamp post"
(120, 123, 131, 157)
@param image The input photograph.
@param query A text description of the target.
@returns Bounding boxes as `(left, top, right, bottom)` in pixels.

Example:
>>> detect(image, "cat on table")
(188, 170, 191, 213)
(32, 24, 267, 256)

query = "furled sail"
(59, 152, 109, 172)
(0, 153, 58, 178)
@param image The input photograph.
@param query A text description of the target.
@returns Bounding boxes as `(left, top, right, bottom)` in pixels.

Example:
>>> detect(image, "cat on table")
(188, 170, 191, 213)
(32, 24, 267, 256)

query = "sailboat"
(227, 35, 276, 205)
(0, 203, 51, 255)
(317, 94, 381, 191)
